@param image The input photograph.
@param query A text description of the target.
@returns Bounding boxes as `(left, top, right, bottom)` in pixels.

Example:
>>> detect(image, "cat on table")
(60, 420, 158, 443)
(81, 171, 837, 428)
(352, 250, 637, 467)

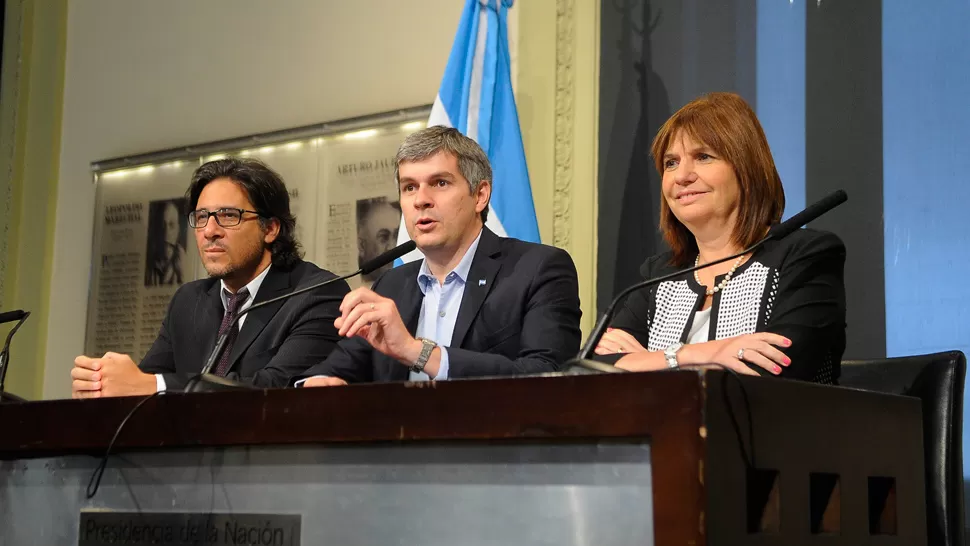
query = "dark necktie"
(214, 287, 250, 376)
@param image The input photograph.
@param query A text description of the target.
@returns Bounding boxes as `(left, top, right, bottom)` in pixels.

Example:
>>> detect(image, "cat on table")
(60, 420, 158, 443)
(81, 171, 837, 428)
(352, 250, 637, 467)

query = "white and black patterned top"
(608, 228, 846, 384)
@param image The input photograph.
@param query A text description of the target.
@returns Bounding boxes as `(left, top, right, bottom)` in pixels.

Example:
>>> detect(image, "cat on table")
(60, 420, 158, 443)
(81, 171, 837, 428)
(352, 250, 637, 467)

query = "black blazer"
(300, 228, 583, 383)
(605, 228, 846, 383)
(139, 259, 350, 389)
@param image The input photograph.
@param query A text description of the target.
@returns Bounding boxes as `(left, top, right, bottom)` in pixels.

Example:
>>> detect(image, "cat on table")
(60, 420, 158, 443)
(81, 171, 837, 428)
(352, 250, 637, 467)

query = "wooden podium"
(0, 371, 925, 545)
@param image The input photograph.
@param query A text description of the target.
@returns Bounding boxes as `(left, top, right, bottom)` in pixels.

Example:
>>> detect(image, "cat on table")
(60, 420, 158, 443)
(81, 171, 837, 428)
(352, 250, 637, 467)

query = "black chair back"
(840, 351, 966, 546)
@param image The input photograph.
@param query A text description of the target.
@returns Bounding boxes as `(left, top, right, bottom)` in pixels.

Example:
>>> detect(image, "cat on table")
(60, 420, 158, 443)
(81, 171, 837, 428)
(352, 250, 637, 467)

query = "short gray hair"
(395, 125, 492, 222)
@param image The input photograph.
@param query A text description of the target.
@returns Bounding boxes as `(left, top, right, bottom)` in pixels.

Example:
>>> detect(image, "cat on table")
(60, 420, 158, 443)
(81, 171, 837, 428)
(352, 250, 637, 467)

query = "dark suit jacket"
(139, 259, 349, 390)
(300, 228, 582, 383)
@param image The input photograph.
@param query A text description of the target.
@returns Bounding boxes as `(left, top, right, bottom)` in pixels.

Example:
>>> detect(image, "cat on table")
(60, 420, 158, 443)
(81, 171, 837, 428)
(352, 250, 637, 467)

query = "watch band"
(664, 342, 684, 369)
(410, 337, 437, 375)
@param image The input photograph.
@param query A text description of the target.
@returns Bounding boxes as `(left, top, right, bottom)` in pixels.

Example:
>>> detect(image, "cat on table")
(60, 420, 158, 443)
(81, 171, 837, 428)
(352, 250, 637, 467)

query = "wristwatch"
(664, 342, 684, 369)
(410, 337, 438, 375)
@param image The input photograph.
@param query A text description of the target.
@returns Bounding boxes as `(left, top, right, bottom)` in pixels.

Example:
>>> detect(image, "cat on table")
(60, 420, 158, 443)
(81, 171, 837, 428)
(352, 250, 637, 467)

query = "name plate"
(78, 512, 300, 546)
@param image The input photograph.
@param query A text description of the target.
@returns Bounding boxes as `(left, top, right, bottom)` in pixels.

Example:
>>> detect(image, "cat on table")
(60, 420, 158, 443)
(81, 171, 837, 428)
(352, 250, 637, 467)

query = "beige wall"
(0, 0, 67, 400)
(518, 0, 599, 342)
(1, 0, 599, 400)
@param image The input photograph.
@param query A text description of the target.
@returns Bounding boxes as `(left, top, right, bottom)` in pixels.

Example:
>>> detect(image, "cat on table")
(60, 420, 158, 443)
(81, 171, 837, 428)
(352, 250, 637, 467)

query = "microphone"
(186, 240, 418, 391)
(0, 310, 27, 324)
(359, 240, 417, 276)
(0, 310, 30, 400)
(768, 190, 847, 240)
(569, 190, 847, 369)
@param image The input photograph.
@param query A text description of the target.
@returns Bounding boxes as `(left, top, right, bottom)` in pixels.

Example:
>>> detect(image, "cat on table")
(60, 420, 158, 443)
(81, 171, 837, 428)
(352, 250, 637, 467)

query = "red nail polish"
(774, 365, 782, 374)
(784, 357, 791, 365)
(785, 339, 792, 347)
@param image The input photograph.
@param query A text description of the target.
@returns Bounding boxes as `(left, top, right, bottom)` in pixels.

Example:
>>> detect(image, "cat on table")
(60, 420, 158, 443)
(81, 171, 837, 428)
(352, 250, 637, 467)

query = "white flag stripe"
(465, 8, 489, 142)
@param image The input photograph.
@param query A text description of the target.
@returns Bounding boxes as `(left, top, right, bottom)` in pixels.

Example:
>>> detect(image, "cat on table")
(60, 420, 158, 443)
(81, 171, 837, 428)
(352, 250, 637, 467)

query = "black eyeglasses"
(188, 208, 262, 228)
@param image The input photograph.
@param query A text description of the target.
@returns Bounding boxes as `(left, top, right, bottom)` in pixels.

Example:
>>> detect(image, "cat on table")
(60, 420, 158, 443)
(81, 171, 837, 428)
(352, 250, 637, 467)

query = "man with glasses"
(71, 158, 349, 397)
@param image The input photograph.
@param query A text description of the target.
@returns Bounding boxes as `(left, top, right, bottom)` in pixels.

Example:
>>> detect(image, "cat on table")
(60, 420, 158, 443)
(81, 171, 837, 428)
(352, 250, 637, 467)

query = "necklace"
(694, 254, 745, 296)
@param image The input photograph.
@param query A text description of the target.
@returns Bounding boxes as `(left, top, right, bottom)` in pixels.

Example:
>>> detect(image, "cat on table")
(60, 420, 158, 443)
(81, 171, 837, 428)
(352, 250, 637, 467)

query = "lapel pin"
(479, 279, 487, 287)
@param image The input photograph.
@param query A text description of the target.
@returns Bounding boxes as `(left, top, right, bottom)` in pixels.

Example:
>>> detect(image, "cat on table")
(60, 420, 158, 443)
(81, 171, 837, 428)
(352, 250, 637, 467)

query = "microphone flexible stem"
(195, 270, 364, 379)
(187, 239, 417, 392)
(577, 237, 767, 361)
(0, 312, 30, 393)
(188, 296, 346, 390)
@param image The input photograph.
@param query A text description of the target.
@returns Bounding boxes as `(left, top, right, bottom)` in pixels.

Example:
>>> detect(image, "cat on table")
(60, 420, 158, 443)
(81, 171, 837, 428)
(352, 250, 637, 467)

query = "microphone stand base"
(0, 391, 27, 403)
(184, 374, 254, 393)
(562, 358, 628, 374)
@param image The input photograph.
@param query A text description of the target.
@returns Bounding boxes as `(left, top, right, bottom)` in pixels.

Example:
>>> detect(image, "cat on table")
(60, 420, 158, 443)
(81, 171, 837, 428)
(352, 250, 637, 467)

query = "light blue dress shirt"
(409, 229, 483, 381)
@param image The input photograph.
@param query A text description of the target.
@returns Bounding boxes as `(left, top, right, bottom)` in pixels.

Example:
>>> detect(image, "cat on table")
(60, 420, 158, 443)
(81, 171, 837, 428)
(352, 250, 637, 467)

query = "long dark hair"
(185, 157, 303, 268)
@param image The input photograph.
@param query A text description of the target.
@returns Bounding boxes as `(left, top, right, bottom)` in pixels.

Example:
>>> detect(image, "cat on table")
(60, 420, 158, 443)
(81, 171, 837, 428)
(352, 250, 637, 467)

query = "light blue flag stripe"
(482, 0, 538, 242)
(476, 4, 499, 153)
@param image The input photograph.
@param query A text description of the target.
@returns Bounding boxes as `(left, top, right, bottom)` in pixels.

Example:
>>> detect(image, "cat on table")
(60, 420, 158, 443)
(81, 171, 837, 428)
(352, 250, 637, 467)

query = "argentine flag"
(395, 0, 539, 264)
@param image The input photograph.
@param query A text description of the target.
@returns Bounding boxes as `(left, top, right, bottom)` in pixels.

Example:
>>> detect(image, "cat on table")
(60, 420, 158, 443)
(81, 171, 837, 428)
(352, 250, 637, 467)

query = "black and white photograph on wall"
(356, 196, 402, 285)
(144, 198, 188, 287)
